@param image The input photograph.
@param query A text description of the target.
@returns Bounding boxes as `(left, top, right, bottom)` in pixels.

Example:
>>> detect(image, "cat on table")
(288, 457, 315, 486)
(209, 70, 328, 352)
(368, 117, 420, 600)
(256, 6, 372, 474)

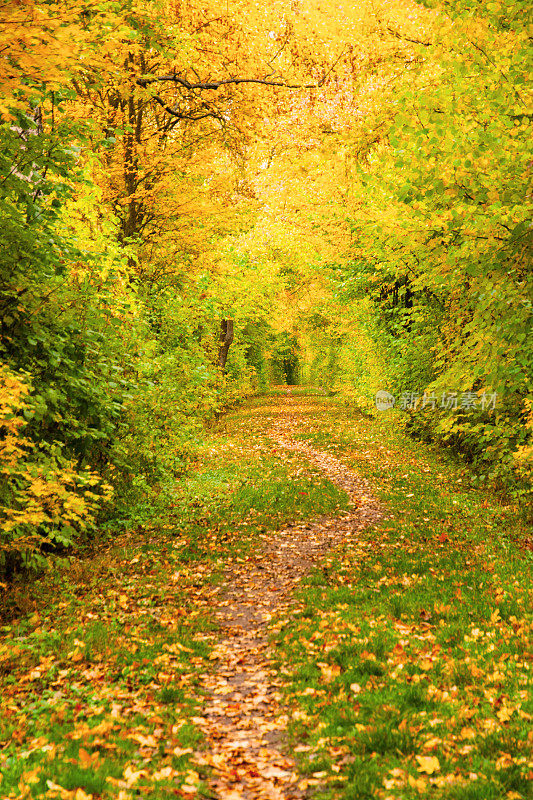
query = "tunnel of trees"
(0, 0, 531, 571)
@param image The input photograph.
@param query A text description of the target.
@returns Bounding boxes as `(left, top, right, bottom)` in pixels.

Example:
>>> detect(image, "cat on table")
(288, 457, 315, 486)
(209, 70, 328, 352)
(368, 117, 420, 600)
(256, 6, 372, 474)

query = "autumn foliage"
(0, 0, 531, 571)
(0, 367, 111, 573)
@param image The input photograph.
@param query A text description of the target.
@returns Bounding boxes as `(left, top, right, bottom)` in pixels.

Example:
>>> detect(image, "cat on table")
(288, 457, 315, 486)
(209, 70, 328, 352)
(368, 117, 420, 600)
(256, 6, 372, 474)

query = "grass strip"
(272, 396, 532, 800)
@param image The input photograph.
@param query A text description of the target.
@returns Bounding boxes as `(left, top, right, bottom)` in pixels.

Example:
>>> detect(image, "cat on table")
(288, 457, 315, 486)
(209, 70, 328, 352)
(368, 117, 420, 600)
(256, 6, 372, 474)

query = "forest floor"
(0, 390, 531, 800)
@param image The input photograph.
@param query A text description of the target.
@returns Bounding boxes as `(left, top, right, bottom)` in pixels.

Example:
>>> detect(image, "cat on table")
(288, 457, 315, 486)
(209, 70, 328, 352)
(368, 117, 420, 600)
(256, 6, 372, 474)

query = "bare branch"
(137, 74, 318, 92)
(386, 27, 431, 47)
(145, 88, 224, 120)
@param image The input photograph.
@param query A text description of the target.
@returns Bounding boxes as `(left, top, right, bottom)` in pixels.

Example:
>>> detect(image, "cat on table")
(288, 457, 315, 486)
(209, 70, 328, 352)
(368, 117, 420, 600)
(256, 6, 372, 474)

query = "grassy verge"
(0, 395, 347, 800)
(271, 396, 532, 800)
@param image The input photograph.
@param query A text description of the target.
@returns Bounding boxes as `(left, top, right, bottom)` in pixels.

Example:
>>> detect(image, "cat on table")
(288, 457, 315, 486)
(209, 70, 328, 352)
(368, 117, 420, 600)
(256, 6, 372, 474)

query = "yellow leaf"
(496, 753, 514, 770)
(319, 662, 341, 682)
(22, 769, 40, 784)
(172, 746, 193, 757)
(422, 736, 442, 750)
(470, 664, 485, 678)
(497, 706, 513, 723)
(45, 780, 73, 799)
(91, 720, 114, 735)
(127, 733, 158, 748)
(408, 773, 428, 791)
(181, 770, 200, 794)
(74, 790, 92, 800)
(416, 755, 440, 774)
(153, 766, 175, 780)
(390, 768, 407, 779)
(123, 765, 149, 786)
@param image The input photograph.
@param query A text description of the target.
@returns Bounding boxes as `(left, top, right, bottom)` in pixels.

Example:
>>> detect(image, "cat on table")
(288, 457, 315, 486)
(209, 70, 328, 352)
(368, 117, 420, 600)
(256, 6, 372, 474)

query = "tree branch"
(146, 88, 224, 120)
(137, 74, 318, 92)
(386, 27, 431, 47)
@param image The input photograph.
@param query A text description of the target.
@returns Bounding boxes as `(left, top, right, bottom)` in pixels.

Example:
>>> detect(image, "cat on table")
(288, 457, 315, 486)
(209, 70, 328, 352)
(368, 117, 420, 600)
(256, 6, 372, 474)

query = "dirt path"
(193, 398, 383, 799)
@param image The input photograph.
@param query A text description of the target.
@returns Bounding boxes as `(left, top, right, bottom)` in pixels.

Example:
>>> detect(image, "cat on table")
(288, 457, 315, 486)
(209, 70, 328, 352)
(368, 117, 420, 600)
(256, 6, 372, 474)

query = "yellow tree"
(0, 0, 83, 117)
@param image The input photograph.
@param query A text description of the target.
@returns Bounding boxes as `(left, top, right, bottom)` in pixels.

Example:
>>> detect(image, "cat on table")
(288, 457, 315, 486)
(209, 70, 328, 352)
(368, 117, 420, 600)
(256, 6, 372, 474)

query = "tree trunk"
(218, 319, 234, 372)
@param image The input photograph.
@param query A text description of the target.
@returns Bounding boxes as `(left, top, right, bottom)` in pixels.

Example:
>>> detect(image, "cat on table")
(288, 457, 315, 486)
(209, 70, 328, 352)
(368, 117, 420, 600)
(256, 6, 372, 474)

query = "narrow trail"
(193, 397, 383, 799)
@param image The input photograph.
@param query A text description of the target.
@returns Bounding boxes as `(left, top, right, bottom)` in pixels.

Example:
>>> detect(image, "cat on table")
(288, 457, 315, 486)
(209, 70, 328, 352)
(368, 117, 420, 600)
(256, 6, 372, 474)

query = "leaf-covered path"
(194, 396, 382, 798)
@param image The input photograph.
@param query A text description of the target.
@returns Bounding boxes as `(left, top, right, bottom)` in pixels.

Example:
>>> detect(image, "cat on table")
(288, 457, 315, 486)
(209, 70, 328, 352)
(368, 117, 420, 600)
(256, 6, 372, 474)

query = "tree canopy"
(0, 0, 531, 569)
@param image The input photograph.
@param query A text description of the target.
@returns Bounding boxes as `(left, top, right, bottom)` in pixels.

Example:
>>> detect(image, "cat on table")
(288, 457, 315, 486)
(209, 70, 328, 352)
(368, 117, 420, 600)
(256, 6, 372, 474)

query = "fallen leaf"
(127, 733, 158, 747)
(497, 706, 513, 723)
(22, 769, 40, 785)
(74, 790, 92, 800)
(123, 766, 149, 786)
(422, 736, 442, 750)
(408, 774, 428, 791)
(172, 746, 193, 757)
(153, 766, 175, 780)
(416, 755, 440, 774)
(45, 781, 73, 799)
(319, 662, 341, 682)
(78, 748, 99, 769)
(496, 753, 514, 770)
